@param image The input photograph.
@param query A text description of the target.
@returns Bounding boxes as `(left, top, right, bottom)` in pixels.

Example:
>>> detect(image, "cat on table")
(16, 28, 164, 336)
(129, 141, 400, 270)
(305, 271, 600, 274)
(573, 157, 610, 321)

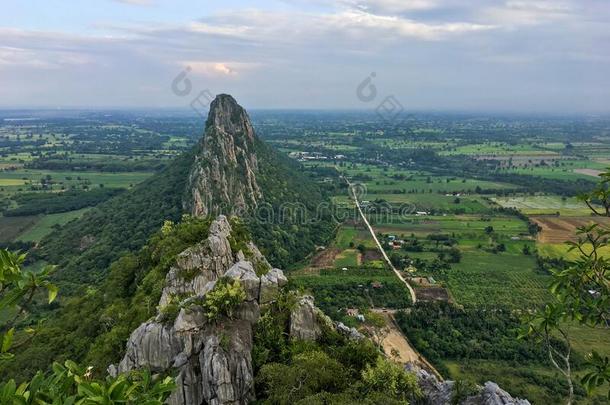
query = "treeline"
(290, 277, 411, 319)
(26, 159, 167, 172)
(354, 145, 596, 196)
(395, 302, 576, 368)
(396, 301, 592, 403)
(4, 188, 123, 217)
(39, 151, 196, 289)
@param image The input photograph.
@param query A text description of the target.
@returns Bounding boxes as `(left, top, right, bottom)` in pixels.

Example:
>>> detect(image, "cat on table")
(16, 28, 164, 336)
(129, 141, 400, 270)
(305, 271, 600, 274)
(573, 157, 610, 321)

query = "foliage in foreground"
(0, 216, 214, 381)
(0, 249, 57, 361)
(0, 248, 175, 404)
(523, 169, 610, 404)
(0, 361, 174, 405)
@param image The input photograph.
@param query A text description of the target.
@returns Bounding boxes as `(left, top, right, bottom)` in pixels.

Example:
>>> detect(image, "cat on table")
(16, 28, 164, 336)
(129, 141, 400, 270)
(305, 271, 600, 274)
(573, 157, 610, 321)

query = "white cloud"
(187, 8, 495, 45)
(341, 0, 440, 13)
(0, 0, 608, 111)
(328, 9, 495, 40)
(182, 61, 261, 77)
(0, 44, 93, 70)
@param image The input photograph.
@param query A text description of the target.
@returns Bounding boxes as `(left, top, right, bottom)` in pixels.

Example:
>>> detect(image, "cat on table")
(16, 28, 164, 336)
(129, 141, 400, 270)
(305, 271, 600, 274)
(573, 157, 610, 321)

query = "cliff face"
(113, 216, 287, 405)
(185, 95, 262, 217)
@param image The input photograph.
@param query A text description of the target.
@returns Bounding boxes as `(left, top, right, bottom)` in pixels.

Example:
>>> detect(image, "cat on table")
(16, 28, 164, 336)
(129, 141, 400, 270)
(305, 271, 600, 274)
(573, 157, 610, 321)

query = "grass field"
(492, 195, 595, 216)
(341, 164, 513, 194)
(17, 208, 91, 242)
(536, 242, 610, 260)
(498, 160, 605, 182)
(364, 193, 491, 213)
(334, 249, 359, 267)
(0, 215, 39, 243)
(0, 178, 28, 186)
(371, 215, 529, 238)
(438, 142, 559, 157)
(334, 225, 376, 249)
(0, 169, 154, 191)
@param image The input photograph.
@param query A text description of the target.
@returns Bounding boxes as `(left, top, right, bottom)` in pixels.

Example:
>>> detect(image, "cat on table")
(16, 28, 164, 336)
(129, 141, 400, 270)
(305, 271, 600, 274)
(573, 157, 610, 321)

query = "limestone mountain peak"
(204, 94, 255, 144)
(185, 94, 262, 217)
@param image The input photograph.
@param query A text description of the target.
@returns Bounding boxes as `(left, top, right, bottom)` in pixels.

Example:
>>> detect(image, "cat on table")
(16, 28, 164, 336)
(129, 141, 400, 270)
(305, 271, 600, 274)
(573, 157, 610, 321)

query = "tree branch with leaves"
(0, 248, 176, 403)
(524, 168, 610, 403)
(0, 249, 57, 361)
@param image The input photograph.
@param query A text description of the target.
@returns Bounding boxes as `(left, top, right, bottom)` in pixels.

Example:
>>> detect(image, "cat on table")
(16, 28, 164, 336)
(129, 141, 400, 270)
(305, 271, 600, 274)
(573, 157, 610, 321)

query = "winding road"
(344, 176, 417, 303)
(343, 175, 443, 379)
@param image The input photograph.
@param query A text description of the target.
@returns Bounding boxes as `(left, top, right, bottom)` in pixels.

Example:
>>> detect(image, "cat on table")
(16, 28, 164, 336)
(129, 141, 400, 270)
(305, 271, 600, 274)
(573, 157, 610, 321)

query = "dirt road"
(344, 177, 417, 303)
(373, 310, 444, 379)
(376, 311, 420, 363)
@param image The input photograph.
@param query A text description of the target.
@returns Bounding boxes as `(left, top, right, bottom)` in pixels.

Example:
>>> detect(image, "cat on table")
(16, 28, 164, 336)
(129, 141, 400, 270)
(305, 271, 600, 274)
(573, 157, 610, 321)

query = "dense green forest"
(3, 188, 123, 217)
(0, 216, 215, 379)
(39, 150, 196, 288)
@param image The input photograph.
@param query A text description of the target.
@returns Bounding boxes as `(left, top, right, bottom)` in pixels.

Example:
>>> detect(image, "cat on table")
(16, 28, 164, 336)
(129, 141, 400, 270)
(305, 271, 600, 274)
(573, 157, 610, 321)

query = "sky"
(0, 0, 609, 113)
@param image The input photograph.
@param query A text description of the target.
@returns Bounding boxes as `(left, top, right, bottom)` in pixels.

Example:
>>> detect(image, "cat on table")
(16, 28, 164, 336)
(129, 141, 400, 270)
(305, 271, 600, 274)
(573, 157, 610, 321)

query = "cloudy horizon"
(1, 0, 609, 113)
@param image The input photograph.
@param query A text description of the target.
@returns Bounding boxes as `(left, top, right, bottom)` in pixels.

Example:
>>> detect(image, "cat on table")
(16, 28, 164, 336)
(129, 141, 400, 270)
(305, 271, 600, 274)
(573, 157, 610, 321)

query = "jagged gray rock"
(185, 94, 262, 217)
(289, 295, 323, 340)
(335, 322, 365, 341)
(260, 268, 288, 304)
(118, 321, 183, 373)
(115, 216, 287, 405)
(411, 366, 455, 405)
(159, 216, 234, 307)
(464, 382, 531, 405)
(409, 365, 531, 405)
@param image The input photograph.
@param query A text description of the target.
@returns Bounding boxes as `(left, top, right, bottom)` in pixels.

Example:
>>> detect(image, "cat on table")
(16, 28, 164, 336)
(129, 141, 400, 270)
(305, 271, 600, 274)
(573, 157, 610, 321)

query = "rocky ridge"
(114, 216, 282, 404)
(112, 216, 333, 405)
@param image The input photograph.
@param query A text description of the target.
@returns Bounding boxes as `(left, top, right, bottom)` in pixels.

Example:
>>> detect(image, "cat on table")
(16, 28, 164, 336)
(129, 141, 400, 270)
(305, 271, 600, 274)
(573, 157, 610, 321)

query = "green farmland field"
(17, 208, 91, 242)
(446, 250, 549, 308)
(491, 195, 594, 215)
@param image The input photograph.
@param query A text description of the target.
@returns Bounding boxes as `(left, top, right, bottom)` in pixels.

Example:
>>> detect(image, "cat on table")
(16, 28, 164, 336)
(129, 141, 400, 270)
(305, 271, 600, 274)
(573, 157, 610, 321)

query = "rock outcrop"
(185, 94, 262, 217)
(410, 366, 531, 405)
(115, 216, 287, 405)
(289, 295, 323, 341)
(335, 322, 365, 341)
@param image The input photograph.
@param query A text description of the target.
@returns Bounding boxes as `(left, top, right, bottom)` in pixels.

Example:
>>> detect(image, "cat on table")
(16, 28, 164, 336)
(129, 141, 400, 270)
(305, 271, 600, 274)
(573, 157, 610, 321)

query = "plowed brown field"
(531, 216, 610, 243)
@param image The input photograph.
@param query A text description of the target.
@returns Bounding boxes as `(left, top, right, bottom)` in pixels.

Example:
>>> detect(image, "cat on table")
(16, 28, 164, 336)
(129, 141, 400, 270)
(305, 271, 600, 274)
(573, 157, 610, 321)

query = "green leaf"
(47, 284, 59, 304)
(2, 328, 15, 353)
(0, 353, 15, 361)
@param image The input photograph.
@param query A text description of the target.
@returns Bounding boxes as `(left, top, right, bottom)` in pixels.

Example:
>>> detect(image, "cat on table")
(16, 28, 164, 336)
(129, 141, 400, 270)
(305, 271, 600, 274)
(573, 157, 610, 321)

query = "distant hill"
(40, 94, 334, 290)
